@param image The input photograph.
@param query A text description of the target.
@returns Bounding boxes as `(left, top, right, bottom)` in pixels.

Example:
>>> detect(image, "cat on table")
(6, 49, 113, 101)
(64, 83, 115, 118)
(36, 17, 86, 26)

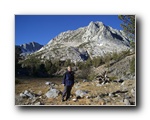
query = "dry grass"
(15, 77, 135, 106)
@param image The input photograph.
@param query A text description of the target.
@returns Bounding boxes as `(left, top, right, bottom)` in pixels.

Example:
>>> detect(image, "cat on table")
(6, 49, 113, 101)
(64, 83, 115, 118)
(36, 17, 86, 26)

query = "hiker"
(62, 66, 74, 102)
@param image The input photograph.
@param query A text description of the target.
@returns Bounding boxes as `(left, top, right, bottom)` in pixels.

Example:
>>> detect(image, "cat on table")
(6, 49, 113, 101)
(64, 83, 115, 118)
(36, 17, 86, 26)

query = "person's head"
(67, 66, 72, 72)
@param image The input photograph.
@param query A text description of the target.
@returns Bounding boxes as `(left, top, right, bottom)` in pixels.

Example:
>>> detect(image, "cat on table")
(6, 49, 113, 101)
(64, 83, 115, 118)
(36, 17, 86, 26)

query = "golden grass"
(15, 77, 135, 105)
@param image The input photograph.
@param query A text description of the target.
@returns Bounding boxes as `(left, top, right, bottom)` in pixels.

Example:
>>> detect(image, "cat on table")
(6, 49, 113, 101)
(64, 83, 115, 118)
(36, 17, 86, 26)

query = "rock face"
(33, 21, 130, 62)
(16, 42, 43, 56)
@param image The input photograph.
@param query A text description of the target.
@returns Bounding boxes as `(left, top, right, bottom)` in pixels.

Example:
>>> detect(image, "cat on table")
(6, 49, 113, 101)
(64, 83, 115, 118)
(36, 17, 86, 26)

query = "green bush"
(88, 73, 98, 81)
(64, 59, 71, 67)
(112, 52, 119, 61)
(92, 56, 104, 67)
(109, 76, 118, 81)
(79, 66, 91, 79)
(130, 57, 135, 74)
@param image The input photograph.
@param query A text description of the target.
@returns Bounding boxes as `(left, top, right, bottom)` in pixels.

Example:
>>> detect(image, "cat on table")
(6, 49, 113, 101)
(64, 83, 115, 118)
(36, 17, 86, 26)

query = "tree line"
(15, 46, 133, 78)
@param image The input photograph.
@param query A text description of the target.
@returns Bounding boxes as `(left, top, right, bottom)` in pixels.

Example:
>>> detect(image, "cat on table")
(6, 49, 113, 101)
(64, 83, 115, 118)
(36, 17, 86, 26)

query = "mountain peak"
(18, 42, 43, 56)
(88, 21, 104, 27)
(32, 21, 130, 62)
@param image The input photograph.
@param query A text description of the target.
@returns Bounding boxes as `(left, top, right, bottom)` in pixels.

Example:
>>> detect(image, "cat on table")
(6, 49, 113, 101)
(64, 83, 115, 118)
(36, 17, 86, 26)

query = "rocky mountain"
(16, 42, 43, 56)
(33, 21, 131, 63)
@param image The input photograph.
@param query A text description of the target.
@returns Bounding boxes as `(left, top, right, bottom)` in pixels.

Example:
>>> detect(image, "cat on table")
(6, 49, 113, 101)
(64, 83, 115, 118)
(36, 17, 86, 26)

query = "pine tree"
(118, 15, 135, 41)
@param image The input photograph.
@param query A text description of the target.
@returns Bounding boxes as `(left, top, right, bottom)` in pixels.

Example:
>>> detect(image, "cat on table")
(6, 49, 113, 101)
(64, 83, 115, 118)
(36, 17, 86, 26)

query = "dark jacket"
(62, 71, 74, 86)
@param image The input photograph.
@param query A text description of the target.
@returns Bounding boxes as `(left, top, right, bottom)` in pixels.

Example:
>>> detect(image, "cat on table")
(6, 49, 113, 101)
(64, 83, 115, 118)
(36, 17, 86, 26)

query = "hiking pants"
(62, 85, 72, 100)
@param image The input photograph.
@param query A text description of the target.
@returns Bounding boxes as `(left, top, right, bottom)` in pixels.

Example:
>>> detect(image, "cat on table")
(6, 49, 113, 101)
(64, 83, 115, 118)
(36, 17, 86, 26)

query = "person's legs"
(62, 86, 67, 101)
(66, 86, 72, 101)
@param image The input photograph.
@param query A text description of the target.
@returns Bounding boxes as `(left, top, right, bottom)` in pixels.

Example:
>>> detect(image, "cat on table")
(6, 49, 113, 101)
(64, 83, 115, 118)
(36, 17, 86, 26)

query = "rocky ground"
(15, 77, 135, 106)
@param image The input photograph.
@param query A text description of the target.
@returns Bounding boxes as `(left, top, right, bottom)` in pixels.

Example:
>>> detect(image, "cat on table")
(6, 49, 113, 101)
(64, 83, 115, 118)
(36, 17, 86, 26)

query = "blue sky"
(15, 15, 122, 45)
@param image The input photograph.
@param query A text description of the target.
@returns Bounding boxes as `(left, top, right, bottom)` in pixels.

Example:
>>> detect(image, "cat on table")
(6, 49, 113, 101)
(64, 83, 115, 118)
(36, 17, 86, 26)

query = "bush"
(104, 54, 111, 71)
(64, 59, 71, 67)
(88, 73, 98, 81)
(130, 41, 135, 49)
(92, 56, 104, 67)
(79, 66, 91, 79)
(112, 52, 119, 61)
(109, 76, 118, 81)
(130, 57, 135, 74)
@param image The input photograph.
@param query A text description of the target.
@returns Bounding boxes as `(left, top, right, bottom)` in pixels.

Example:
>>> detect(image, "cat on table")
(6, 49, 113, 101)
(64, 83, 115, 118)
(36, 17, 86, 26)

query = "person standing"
(62, 66, 74, 102)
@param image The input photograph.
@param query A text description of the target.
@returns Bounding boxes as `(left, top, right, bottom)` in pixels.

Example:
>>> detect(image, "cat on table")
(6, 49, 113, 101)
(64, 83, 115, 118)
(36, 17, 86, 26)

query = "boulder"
(26, 92, 34, 99)
(20, 93, 26, 98)
(20, 90, 35, 99)
(45, 88, 60, 98)
(75, 90, 88, 98)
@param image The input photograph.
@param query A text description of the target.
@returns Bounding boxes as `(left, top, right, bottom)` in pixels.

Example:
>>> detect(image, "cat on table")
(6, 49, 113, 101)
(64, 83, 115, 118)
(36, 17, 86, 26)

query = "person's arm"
(62, 73, 66, 85)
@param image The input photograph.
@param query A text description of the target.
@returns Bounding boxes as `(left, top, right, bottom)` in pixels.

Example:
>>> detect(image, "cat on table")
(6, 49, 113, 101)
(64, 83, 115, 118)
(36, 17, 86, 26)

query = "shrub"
(112, 52, 119, 61)
(92, 56, 104, 67)
(64, 59, 71, 67)
(104, 54, 111, 71)
(79, 66, 91, 79)
(109, 76, 118, 81)
(88, 73, 98, 81)
(130, 57, 135, 74)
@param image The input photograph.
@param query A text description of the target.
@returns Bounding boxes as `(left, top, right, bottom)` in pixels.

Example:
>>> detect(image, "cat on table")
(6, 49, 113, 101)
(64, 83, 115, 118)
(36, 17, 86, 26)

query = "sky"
(15, 15, 123, 45)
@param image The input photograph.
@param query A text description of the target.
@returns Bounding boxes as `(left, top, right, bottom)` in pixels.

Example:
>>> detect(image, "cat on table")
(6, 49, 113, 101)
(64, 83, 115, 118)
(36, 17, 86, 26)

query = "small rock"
(39, 96, 42, 99)
(34, 102, 41, 105)
(121, 82, 125, 86)
(20, 93, 26, 98)
(24, 90, 29, 95)
(83, 79, 88, 82)
(72, 98, 77, 102)
(109, 93, 112, 97)
(45, 82, 52, 85)
(131, 89, 135, 97)
(26, 92, 34, 99)
(37, 91, 42, 96)
(124, 99, 130, 105)
(86, 96, 89, 99)
(23, 90, 34, 99)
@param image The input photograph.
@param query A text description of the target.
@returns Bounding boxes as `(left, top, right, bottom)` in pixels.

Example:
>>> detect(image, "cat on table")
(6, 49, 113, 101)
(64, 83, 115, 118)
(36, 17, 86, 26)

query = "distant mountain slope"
(32, 21, 131, 62)
(16, 42, 43, 56)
